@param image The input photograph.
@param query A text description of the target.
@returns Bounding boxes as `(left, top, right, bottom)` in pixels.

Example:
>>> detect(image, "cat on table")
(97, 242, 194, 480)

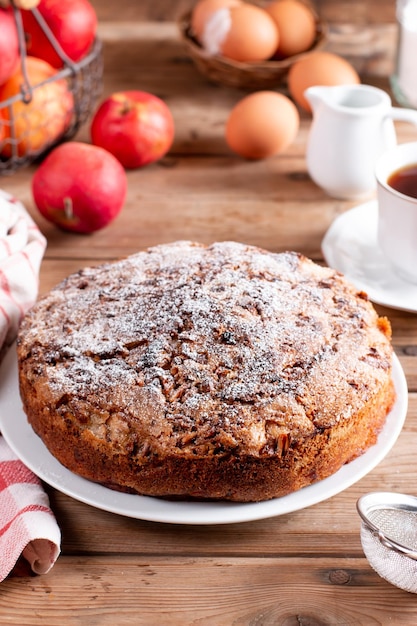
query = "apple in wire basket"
(0, 56, 74, 158)
(21, 0, 97, 69)
(0, 7, 20, 85)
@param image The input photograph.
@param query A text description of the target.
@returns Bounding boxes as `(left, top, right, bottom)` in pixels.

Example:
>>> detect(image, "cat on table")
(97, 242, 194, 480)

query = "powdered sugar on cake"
(18, 241, 393, 458)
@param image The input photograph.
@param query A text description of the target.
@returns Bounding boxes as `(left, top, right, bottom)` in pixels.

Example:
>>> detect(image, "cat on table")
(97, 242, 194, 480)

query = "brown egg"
(201, 3, 279, 63)
(222, 5, 279, 62)
(191, 0, 242, 42)
(266, 0, 317, 58)
(288, 51, 360, 112)
(226, 91, 300, 159)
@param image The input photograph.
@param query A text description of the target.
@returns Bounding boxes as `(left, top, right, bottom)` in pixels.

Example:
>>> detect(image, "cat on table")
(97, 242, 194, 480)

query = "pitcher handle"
(389, 106, 417, 126)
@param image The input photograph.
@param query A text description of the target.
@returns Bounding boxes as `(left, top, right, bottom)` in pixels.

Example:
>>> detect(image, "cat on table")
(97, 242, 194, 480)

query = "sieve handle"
(377, 529, 417, 561)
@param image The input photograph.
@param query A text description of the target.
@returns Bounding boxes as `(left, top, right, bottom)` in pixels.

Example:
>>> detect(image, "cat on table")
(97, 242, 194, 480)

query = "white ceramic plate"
(322, 200, 417, 313)
(0, 346, 408, 525)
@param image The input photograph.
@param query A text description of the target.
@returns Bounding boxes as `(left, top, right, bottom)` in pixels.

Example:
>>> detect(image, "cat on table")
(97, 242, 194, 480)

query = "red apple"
(32, 142, 127, 234)
(22, 0, 97, 69)
(0, 8, 19, 85)
(90, 91, 175, 169)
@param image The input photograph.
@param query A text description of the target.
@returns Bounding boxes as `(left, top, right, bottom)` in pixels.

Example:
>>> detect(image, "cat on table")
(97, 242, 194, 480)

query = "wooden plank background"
(1, 2, 417, 624)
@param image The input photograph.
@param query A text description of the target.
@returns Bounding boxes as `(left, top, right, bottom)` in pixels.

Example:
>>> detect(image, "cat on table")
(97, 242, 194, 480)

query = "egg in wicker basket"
(178, 2, 328, 90)
(0, 5, 103, 175)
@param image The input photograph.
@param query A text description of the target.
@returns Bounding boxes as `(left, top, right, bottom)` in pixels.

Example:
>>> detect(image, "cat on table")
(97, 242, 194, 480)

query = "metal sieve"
(357, 492, 417, 593)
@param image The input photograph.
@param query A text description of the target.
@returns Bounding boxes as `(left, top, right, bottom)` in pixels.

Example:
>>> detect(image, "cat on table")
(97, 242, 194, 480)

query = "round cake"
(17, 241, 396, 502)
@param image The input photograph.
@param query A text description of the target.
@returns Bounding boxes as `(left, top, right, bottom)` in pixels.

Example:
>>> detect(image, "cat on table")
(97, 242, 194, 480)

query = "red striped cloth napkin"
(0, 189, 61, 581)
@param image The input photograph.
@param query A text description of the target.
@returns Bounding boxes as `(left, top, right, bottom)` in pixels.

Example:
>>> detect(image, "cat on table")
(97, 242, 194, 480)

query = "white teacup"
(375, 141, 417, 284)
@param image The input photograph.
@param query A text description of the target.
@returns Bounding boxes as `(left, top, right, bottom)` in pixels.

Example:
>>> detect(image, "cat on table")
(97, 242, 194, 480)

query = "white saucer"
(322, 201, 417, 313)
(0, 346, 408, 525)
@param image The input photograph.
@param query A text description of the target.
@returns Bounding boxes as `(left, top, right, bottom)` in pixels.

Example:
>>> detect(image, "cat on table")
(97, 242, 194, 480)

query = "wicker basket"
(0, 7, 103, 175)
(178, 8, 328, 90)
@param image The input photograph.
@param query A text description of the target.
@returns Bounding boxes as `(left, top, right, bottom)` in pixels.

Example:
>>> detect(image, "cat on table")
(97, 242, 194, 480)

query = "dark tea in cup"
(375, 141, 417, 284)
(387, 163, 417, 199)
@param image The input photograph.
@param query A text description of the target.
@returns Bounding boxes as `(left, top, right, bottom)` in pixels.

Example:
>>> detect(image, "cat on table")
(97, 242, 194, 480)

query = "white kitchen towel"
(0, 189, 61, 581)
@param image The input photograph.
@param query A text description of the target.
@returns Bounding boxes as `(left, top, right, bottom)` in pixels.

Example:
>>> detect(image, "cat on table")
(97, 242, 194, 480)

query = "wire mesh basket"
(0, 3, 103, 175)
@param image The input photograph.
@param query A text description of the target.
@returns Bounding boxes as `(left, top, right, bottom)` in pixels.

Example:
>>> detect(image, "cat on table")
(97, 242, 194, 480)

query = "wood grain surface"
(1, 2, 417, 624)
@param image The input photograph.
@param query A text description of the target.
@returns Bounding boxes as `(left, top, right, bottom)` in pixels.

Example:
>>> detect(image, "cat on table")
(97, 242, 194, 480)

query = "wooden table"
(1, 1, 417, 623)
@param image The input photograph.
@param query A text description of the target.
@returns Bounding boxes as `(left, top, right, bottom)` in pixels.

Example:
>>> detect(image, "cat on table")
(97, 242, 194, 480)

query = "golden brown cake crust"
(17, 241, 396, 502)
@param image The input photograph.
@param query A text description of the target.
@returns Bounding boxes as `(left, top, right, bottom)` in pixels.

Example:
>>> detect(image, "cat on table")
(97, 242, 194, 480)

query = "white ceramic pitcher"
(305, 84, 417, 200)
